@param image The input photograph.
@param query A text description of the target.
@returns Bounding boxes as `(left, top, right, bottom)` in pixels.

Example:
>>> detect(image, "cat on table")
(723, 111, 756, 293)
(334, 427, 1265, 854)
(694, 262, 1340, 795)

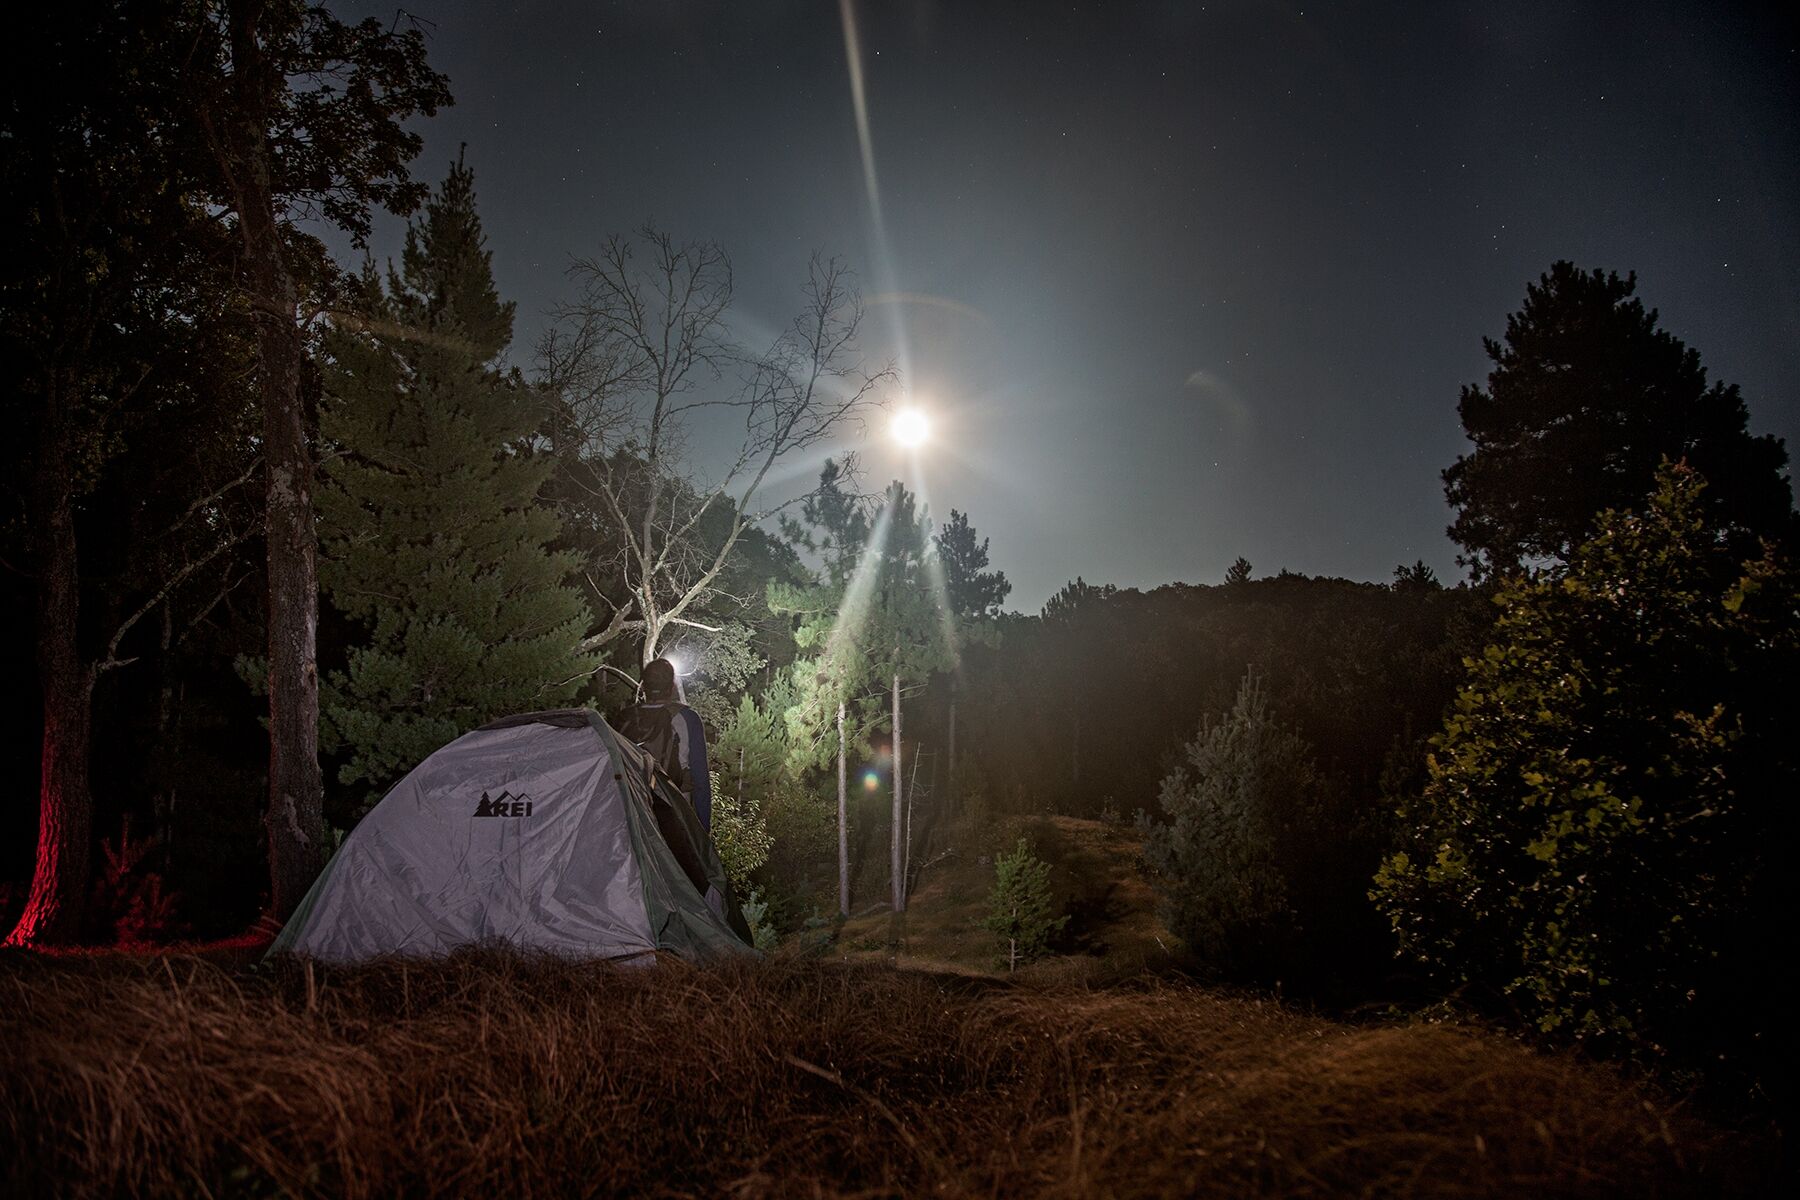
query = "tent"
(269, 708, 754, 962)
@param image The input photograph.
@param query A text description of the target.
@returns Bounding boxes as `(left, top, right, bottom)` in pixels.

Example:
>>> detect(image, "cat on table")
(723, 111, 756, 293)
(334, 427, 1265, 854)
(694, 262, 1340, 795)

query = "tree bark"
(225, 0, 325, 919)
(6, 383, 94, 946)
(891, 669, 904, 913)
(947, 687, 958, 816)
(837, 698, 849, 917)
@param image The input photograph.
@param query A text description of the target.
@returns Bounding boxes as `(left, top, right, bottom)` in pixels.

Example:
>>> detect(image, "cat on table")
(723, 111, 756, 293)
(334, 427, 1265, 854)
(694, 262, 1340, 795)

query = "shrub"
(740, 887, 781, 952)
(708, 770, 773, 899)
(983, 838, 1067, 971)
(1374, 464, 1799, 1091)
(88, 819, 184, 947)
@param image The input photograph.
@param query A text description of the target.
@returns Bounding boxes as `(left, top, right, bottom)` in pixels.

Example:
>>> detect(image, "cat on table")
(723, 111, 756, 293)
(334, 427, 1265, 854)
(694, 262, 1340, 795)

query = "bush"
(1374, 465, 1799, 1093)
(983, 839, 1067, 971)
(709, 770, 773, 899)
(740, 886, 781, 952)
(1139, 671, 1320, 978)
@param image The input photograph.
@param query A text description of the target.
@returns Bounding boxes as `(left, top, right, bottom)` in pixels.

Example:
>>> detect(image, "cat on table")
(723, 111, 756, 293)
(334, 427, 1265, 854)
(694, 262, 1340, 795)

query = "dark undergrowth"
(0, 948, 1780, 1198)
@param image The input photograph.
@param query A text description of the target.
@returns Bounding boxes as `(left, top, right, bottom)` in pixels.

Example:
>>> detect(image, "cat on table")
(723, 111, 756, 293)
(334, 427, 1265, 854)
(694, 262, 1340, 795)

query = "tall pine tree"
(866, 481, 958, 914)
(1444, 261, 1794, 578)
(317, 155, 595, 812)
(771, 459, 881, 915)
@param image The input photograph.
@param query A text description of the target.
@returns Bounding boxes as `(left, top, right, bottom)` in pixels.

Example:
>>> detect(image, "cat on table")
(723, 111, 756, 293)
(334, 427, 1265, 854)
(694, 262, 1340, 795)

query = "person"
(618, 657, 712, 832)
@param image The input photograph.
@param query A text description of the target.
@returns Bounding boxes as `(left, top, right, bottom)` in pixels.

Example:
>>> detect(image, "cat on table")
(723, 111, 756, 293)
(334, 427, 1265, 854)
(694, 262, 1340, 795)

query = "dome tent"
(269, 709, 754, 962)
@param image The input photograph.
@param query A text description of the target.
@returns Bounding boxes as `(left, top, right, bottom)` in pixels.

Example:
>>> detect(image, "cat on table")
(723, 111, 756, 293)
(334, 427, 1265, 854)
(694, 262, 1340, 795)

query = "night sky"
(328, 1, 1800, 611)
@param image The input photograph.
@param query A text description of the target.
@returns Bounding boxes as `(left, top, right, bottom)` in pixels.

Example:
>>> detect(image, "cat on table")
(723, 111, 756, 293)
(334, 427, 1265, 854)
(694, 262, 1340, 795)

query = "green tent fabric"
(269, 709, 754, 962)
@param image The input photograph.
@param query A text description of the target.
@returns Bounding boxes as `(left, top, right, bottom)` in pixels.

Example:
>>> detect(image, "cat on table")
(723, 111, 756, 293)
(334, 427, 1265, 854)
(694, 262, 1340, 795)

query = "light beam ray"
(838, 0, 913, 385)
(907, 460, 964, 673)
(823, 495, 893, 670)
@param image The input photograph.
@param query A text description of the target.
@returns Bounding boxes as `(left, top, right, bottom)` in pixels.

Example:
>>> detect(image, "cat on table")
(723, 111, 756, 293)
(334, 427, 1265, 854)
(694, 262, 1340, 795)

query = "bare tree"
(540, 228, 892, 667)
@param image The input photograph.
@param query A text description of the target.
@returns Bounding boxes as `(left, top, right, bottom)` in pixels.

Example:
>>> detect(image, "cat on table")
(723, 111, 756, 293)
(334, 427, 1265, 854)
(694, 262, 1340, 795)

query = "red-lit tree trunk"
(7, 378, 95, 946)
(223, 0, 326, 918)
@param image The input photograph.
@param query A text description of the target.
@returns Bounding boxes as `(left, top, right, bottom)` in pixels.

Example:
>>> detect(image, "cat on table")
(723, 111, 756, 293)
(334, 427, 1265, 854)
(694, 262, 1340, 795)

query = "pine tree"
(935, 509, 1012, 618)
(865, 482, 958, 914)
(983, 838, 1067, 971)
(770, 461, 882, 916)
(1139, 670, 1320, 976)
(317, 156, 595, 812)
(933, 509, 1011, 812)
(1444, 261, 1794, 578)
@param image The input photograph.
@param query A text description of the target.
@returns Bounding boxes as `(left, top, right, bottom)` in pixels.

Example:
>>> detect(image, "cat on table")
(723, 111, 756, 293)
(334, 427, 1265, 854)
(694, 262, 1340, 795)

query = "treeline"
(948, 567, 1480, 988)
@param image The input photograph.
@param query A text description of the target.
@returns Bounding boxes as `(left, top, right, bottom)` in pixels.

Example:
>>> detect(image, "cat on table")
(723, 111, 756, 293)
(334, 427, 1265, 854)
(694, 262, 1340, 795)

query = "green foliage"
(771, 460, 885, 773)
(1444, 261, 1794, 578)
(708, 769, 773, 898)
(935, 509, 1012, 618)
(316, 158, 595, 813)
(740, 886, 781, 952)
(1375, 464, 1799, 1080)
(863, 480, 959, 686)
(983, 838, 1067, 970)
(1139, 671, 1321, 976)
(716, 687, 832, 898)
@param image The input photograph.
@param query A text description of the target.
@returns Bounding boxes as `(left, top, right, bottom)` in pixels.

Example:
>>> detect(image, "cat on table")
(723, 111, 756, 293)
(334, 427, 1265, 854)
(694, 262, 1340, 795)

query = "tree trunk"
(1072, 708, 1081, 787)
(837, 699, 849, 917)
(226, 0, 325, 919)
(947, 687, 958, 816)
(7, 388, 94, 946)
(891, 669, 904, 913)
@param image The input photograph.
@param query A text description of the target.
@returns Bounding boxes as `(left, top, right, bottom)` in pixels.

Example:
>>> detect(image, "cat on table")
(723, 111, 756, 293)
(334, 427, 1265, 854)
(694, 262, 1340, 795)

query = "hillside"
(834, 814, 1176, 975)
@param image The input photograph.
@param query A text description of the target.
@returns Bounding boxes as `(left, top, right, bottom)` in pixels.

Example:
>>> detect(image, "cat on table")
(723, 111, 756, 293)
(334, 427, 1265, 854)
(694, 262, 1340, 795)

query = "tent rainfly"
(269, 709, 754, 962)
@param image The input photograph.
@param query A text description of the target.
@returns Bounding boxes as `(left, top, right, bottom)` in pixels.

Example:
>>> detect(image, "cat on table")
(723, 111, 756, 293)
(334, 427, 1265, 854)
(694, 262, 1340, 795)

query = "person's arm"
(683, 708, 712, 832)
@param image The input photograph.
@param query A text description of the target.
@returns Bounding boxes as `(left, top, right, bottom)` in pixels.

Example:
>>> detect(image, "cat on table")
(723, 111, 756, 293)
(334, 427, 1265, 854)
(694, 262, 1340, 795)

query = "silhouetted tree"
(1039, 577, 1117, 788)
(194, 0, 450, 918)
(1224, 557, 1253, 586)
(932, 508, 1010, 812)
(935, 510, 1012, 619)
(1391, 560, 1441, 592)
(1444, 261, 1793, 579)
(2, 5, 260, 943)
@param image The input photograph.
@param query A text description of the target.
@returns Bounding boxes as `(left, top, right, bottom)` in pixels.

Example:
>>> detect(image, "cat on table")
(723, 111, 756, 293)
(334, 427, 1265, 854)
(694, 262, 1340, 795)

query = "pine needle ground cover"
(2, 952, 1774, 1198)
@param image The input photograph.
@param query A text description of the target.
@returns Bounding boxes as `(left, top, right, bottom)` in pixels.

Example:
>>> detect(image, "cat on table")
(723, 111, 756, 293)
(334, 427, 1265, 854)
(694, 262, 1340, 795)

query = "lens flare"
(891, 407, 930, 448)
(863, 770, 880, 791)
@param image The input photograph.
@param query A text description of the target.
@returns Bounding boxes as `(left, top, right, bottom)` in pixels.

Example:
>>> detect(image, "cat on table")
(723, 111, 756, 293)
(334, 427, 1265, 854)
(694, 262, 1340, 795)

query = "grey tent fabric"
(269, 709, 753, 963)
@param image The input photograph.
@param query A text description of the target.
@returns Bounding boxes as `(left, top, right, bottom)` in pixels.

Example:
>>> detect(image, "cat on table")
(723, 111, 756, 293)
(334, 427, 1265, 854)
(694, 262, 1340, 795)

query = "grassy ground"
(1, 948, 1777, 1198)
(836, 814, 1176, 975)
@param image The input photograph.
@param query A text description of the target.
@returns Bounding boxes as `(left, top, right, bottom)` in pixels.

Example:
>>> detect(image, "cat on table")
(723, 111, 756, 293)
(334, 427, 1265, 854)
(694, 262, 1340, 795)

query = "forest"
(4, 3, 1797, 1196)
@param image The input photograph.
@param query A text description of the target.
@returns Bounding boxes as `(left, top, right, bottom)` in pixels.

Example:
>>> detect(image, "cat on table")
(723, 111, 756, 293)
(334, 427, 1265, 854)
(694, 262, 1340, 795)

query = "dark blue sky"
(332, 1, 1800, 611)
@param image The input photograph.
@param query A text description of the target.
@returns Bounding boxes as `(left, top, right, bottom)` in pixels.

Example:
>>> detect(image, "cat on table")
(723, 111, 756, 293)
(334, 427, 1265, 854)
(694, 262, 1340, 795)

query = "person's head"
(641, 657, 677, 702)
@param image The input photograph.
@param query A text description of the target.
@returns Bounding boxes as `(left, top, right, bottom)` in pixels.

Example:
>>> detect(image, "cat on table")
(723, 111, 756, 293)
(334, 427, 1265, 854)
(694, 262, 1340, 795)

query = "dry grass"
(838, 814, 1176, 973)
(0, 949, 1774, 1198)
